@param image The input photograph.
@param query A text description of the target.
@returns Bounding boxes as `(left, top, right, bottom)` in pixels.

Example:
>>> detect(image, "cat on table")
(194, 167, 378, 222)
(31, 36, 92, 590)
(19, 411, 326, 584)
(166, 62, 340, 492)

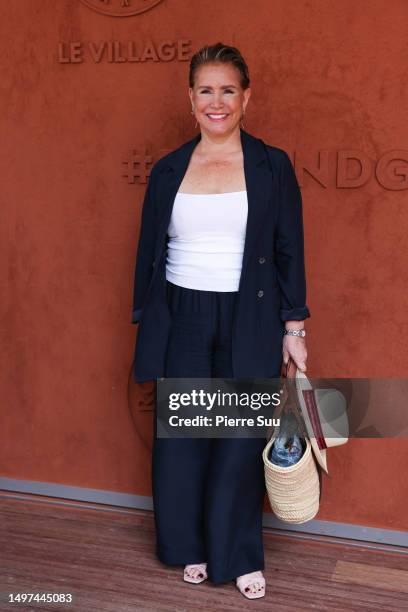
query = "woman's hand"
(282, 335, 308, 372)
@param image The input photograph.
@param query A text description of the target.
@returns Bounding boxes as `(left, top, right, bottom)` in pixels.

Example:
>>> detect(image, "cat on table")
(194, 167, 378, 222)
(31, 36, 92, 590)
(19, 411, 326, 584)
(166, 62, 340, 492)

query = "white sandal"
(236, 570, 266, 599)
(183, 563, 208, 584)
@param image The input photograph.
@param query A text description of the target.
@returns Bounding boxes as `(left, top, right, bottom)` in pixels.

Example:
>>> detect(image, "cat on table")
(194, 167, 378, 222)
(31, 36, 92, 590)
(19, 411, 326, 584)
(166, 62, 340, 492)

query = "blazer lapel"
(239, 129, 273, 291)
(153, 128, 274, 290)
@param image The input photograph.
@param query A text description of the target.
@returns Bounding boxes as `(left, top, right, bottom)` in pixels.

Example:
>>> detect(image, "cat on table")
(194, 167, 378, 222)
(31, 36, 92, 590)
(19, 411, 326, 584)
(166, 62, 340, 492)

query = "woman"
(131, 42, 310, 600)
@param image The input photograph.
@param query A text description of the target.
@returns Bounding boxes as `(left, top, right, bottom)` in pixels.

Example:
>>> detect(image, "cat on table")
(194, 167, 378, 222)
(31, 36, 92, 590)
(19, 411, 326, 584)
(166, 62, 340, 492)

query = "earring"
(191, 107, 198, 129)
(240, 110, 245, 129)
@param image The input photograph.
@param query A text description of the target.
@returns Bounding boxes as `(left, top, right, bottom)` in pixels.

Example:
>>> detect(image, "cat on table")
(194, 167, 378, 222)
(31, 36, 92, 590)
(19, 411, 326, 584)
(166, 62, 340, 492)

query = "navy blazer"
(131, 128, 310, 383)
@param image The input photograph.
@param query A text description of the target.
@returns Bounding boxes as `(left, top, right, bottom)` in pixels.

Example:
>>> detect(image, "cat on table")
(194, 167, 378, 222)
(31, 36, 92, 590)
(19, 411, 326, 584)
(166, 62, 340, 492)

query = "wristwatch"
(283, 329, 306, 338)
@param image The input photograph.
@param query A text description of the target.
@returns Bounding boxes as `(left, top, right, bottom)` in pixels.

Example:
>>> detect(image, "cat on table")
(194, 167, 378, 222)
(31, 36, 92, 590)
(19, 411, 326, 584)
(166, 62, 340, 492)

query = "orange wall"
(1, 0, 407, 531)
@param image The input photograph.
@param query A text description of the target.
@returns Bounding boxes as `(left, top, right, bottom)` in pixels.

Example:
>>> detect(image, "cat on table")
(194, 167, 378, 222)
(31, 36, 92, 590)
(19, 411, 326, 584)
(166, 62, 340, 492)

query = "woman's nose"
(210, 94, 224, 108)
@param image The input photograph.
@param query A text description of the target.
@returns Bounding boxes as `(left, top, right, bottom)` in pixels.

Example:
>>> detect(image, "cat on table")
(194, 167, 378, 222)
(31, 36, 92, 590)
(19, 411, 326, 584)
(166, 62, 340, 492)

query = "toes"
(242, 579, 265, 594)
(184, 564, 207, 581)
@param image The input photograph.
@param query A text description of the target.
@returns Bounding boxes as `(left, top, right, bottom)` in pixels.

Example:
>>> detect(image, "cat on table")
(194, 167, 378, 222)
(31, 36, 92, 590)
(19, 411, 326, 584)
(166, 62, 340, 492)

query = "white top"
(166, 190, 248, 291)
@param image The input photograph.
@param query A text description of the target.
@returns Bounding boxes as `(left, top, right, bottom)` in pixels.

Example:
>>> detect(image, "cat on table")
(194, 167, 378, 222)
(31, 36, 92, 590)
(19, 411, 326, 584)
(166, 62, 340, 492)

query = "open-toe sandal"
(183, 563, 208, 584)
(236, 570, 265, 599)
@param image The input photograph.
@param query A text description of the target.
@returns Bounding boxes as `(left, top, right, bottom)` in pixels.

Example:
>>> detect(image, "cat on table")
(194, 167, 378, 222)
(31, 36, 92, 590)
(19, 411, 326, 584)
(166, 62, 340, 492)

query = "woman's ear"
(243, 87, 251, 113)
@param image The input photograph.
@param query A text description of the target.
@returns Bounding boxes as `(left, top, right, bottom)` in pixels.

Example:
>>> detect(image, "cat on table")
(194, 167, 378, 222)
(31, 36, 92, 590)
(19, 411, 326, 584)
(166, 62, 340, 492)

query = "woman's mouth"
(206, 113, 229, 122)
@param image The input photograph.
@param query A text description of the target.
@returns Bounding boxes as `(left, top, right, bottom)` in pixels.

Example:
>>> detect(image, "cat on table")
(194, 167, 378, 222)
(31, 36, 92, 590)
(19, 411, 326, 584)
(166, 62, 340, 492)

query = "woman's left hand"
(282, 335, 308, 372)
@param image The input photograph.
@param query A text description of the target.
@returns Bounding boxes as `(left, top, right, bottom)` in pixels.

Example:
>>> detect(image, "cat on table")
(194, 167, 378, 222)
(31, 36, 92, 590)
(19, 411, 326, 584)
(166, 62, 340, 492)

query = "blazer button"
(257, 290, 264, 298)
(152, 260, 156, 268)
(258, 256, 266, 264)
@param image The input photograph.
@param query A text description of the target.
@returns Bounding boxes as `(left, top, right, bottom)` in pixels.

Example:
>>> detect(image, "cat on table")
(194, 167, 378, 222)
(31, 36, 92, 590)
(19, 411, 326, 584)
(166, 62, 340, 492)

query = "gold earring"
(240, 111, 245, 129)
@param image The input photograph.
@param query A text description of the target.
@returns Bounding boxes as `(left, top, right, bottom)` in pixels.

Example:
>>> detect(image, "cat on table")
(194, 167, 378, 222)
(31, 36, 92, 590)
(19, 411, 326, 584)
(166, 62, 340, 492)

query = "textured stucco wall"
(0, 0, 407, 531)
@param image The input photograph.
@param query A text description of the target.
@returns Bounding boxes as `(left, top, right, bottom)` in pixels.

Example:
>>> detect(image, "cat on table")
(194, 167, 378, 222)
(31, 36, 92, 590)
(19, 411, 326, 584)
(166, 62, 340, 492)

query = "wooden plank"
(332, 560, 408, 594)
(1, 497, 407, 612)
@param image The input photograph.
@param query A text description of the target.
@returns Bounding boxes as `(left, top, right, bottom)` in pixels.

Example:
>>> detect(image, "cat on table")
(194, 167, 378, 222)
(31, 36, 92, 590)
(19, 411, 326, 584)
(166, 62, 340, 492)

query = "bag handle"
(282, 356, 297, 379)
(265, 358, 295, 440)
(267, 356, 310, 441)
(277, 357, 297, 411)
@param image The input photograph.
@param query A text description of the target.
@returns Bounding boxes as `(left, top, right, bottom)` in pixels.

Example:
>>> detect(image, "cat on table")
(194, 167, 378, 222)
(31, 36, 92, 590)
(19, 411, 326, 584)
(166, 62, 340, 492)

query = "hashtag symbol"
(123, 151, 153, 184)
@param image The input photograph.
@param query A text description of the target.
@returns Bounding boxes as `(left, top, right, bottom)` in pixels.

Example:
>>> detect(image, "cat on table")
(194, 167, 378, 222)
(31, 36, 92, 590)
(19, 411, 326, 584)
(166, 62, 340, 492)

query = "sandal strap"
(184, 563, 207, 576)
(236, 571, 265, 591)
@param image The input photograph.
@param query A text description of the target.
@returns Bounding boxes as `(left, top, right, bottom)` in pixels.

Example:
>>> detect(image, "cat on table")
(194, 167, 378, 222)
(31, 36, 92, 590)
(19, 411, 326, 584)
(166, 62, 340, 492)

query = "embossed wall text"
(58, 40, 191, 63)
(123, 149, 408, 190)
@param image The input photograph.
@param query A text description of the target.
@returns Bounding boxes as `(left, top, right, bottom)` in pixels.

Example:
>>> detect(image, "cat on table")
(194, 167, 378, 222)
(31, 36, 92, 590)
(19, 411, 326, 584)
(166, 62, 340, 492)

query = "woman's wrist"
(285, 320, 305, 331)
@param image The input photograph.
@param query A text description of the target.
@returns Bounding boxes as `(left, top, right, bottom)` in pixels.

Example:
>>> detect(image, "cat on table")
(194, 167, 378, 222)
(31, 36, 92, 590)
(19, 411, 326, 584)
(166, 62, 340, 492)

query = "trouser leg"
(205, 291, 267, 584)
(152, 282, 213, 565)
(152, 435, 211, 564)
(204, 437, 266, 583)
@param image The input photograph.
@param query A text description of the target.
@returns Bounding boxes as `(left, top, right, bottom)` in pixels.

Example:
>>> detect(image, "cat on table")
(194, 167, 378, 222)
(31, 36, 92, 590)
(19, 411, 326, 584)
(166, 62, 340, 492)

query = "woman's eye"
(199, 89, 235, 94)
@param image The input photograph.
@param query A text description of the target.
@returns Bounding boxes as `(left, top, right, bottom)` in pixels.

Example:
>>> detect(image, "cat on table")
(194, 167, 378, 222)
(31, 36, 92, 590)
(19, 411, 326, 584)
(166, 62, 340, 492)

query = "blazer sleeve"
(274, 151, 311, 322)
(131, 166, 158, 324)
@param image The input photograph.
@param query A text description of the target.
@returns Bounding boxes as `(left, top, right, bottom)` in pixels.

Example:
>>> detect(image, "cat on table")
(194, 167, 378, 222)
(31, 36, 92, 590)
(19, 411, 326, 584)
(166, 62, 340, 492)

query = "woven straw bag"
(262, 359, 321, 524)
(263, 429, 320, 523)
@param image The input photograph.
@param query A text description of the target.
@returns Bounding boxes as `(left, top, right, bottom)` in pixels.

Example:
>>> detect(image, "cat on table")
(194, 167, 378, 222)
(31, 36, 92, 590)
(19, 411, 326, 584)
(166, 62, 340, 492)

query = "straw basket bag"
(262, 428, 320, 523)
(262, 360, 321, 524)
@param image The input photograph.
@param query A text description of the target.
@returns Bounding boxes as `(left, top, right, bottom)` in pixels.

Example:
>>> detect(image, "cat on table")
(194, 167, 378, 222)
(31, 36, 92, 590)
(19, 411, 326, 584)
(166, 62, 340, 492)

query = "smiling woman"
(131, 41, 310, 600)
(188, 53, 250, 142)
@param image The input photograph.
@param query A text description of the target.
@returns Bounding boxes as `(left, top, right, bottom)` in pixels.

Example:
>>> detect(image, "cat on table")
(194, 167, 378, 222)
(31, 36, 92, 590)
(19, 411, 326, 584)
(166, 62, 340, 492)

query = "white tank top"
(165, 190, 248, 291)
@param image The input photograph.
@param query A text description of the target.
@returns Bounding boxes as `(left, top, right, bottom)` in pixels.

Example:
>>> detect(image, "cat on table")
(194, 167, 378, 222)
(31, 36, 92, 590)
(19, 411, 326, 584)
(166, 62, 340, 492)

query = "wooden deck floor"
(0, 495, 407, 612)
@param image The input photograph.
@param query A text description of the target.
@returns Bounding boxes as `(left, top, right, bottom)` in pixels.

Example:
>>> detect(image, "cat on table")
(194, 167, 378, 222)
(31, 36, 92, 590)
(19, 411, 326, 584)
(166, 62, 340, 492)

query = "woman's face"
(189, 62, 251, 136)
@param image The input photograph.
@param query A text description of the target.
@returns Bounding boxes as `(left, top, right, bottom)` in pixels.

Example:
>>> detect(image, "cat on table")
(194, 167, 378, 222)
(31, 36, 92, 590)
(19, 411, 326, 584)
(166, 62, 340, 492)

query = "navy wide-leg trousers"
(151, 281, 267, 585)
